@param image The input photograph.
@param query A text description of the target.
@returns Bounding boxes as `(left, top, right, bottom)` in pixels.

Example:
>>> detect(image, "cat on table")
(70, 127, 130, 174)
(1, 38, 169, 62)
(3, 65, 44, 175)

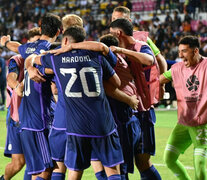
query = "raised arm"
(1, 35, 21, 53)
(110, 46, 154, 66)
(147, 37, 167, 74)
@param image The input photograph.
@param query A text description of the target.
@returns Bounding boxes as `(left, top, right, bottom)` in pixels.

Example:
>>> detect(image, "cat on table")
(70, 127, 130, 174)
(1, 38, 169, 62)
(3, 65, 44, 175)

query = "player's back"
(44, 49, 116, 137)
(18, 40, 53, 131)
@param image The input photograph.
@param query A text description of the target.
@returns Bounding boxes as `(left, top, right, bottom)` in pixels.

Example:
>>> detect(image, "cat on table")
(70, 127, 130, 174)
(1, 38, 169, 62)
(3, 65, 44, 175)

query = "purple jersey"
(52, 76, 66, 130)
(52, 48, 117, 130)
(18, 40, 51, 59)
(18, 40, 53, 131)
(41, 49, 116, 137)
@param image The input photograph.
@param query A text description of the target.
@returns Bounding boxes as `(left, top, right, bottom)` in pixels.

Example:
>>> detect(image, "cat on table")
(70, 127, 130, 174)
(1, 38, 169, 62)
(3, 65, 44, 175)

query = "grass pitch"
(0, 110, 195, 179)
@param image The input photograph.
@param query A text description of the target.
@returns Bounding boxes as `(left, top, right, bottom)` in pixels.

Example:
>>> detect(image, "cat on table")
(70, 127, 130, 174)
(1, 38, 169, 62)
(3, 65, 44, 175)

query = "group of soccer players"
(0, 6, 169, 180)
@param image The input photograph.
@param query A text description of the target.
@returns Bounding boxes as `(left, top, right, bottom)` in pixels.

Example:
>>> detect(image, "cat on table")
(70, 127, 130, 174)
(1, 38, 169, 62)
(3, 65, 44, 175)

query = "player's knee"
(134, 154, 151, 171)
(163, 145, 180, 168)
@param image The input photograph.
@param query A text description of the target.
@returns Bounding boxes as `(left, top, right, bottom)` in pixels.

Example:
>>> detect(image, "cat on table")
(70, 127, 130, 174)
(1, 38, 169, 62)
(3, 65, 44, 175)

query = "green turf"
(0, 110, 196, 179)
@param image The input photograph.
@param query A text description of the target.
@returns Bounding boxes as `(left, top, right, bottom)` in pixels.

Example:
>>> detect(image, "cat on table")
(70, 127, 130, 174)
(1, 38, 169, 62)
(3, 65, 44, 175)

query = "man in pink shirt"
(160, 36, 207, 180)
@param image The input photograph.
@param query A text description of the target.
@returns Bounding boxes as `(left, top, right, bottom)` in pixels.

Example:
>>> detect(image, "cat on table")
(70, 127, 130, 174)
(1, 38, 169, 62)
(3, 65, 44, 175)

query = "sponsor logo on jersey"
(26, 47, 36, 54)
(186, 75, 199, 92)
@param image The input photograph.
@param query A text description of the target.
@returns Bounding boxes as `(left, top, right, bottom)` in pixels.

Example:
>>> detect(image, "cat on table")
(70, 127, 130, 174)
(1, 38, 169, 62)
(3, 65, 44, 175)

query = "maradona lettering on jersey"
(62, 55, 91, 63)
(25, 47, 36, 54)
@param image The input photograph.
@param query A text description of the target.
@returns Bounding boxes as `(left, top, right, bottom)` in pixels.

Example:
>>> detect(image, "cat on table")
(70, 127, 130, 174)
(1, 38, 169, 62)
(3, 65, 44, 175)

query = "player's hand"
(27, 66, 46, 83)
(49, 44, 72, 55)
(0, 35, 11, 47)
(15, 83, 24, 97)
(128, 95, 139, 110)
(110, 46, 122, 53)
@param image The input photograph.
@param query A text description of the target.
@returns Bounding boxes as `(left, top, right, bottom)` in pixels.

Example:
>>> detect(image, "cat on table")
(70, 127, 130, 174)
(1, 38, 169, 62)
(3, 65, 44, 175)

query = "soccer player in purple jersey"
(48, 34, 140, 180)
(0, 27, 41, 180)
(49, 14, 84, 180)
(1, 13, 62, 180)
(109, 18, 162, 180)
(33, 26, 124, 180)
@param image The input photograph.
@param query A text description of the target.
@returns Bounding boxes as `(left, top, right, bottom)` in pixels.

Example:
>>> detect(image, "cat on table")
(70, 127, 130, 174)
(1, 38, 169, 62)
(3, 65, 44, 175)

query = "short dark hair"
(40, 13, 62, 38)
(28, 27, 41, 39)
(109, 18, 133, 36)
(178, 36, 200, 49)
(100, 34, 119, 47)
(63, 26, 86, 43)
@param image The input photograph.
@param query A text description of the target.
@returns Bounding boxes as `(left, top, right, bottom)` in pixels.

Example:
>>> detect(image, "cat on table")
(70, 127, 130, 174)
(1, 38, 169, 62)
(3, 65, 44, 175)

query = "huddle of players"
(0, 6, 166, 180)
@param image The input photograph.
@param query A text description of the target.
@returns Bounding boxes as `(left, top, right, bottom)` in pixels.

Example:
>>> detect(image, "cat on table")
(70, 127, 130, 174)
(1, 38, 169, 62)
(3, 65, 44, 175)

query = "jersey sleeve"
(147, 37, 160, 56)
(34, 42, 50, 55)
(105, 48, 117, 68)
(163, 69, 172, 81)
(18, 44, 26, 59)
(140, 45, 154, 57)
(99, 55, 115, 80)
(8, 59, 19, 75)
(40, 54, 53, 70)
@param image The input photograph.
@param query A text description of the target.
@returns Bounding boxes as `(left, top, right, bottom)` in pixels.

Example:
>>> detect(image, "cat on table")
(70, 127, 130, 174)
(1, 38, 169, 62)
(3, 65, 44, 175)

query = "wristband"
(4, 40, 10, 48)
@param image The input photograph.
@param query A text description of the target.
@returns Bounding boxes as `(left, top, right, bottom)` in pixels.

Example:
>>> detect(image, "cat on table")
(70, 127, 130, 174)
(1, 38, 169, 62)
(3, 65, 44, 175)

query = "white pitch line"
(154, 163, 207, 171)
(154, 163, 194, 170)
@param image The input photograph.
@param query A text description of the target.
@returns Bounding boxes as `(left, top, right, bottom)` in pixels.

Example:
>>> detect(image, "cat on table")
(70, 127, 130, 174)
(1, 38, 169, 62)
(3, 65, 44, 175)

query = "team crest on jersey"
(186, 75, 199, 92)
(26, 47, 36, 54)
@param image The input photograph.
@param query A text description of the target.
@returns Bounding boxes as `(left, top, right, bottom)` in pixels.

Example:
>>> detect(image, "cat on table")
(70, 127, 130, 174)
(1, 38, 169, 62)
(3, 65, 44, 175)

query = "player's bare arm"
(110, 46, 154, 66)
(25, 54, 46, 83)
(26, 54, 53, 76)
(156, 53, 167, 74)
(160, 74, 171, 85)
(108, 73, 121, 88)
(103, 81, 139, 110)
(51, 82, 58, 103)
(0, 35, 21, 53)
(7, 72, 19, 89)
(15, 81, 24, 97)
(50, 41, 109, 56)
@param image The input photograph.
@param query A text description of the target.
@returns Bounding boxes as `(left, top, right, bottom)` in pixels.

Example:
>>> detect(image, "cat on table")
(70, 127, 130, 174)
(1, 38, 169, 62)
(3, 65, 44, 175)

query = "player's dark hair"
(28, 27, 41, 39)
(63, 26, 86, 43)
(113, 6, 130, 16)
(40, 13, 62, 38)
(178, 36, 200, 49)
(109, 18, 133, 36)
(100, 34, 119, 47)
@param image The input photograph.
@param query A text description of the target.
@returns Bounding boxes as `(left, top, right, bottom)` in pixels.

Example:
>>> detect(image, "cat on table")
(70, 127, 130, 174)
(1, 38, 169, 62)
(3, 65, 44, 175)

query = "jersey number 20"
(60, 67, 101, 97)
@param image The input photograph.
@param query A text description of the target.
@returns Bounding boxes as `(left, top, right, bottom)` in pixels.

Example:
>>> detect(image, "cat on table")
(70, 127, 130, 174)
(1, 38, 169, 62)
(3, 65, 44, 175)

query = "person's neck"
(119, 36, 136, 49)
(40, 35, 56, 43)
(192, 54, 203, 67)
